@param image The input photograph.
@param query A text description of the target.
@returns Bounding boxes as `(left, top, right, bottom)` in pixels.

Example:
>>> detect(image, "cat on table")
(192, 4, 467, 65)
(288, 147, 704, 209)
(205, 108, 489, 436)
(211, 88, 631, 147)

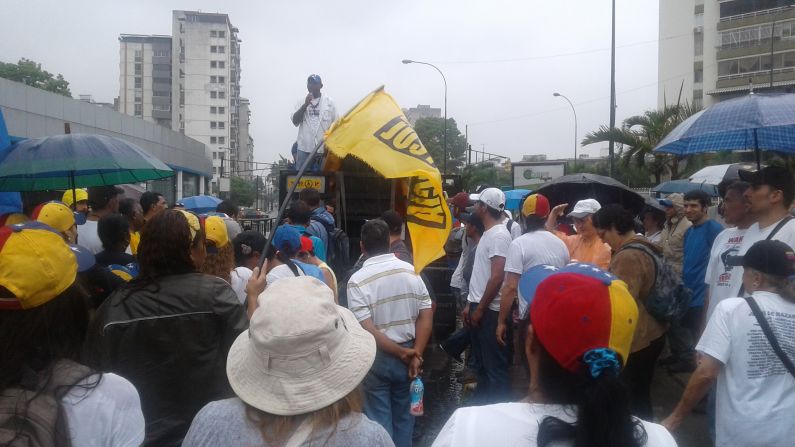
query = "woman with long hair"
(183, 276, 393, 446)
(432, 264, 676, 447)
(0, 222, 144, 445)
(663, 240, 795, 446)
(199, 215, 235, 284)
(86, 210, 248, 446)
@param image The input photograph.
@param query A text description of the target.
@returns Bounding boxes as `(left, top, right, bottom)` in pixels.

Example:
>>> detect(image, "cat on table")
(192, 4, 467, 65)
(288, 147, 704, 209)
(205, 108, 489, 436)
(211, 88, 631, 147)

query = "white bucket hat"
(226, 276, 376, 416)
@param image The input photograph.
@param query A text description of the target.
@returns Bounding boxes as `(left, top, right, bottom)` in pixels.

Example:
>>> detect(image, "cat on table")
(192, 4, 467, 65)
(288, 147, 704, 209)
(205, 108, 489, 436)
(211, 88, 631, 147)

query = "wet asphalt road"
(413, 323, 710, 447)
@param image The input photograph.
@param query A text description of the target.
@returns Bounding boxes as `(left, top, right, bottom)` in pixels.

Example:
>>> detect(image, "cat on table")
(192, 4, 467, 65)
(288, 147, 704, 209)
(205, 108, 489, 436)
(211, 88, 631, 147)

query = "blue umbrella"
(654, 93, 795, 167)
(651, 179, 719, 197)
(181, 195, 222, 214)
(504, 189, 532, 210)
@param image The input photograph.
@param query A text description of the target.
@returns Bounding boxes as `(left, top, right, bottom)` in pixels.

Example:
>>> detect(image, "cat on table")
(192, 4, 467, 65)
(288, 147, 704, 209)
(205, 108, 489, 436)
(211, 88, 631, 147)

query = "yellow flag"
(324, 87, 451, 273)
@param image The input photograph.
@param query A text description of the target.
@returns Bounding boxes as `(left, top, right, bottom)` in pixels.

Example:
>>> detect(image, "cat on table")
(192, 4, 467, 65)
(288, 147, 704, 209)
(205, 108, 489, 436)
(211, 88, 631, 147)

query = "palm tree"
(582, 103, 699, 184)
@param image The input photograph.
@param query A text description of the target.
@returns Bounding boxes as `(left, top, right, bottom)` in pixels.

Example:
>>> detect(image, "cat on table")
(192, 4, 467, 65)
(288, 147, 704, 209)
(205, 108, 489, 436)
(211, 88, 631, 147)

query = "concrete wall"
(0, 77, 212, 188)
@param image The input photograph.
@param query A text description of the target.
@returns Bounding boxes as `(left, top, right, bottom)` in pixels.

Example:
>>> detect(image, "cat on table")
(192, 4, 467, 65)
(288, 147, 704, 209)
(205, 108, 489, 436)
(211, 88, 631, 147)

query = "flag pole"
(257, 138, 325, 269)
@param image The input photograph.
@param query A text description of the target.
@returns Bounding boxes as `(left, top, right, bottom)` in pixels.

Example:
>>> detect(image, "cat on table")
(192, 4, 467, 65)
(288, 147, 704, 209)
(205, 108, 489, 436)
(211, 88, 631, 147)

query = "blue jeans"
(294, 150, 321, 172)
(362, 342, 414, 447)
(469, 302, 511, 404)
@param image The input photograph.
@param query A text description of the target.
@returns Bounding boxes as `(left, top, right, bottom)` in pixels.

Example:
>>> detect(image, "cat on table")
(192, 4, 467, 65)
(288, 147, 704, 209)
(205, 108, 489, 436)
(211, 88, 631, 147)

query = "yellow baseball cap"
(203, 215, 230, 250)
(62, 189, 88, 207)
(0, 222, 94, 310)
(178, 210, 201, 242)
(32, 201, 75, 233)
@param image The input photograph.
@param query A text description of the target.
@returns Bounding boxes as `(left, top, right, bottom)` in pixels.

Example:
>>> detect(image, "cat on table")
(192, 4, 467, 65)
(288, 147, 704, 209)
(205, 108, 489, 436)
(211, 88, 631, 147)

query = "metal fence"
(239, 218, 276, 236)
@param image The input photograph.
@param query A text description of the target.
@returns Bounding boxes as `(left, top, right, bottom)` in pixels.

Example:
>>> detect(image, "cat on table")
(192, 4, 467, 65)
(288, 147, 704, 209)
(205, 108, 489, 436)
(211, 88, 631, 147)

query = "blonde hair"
(200, 244, 234, 284)
(245, 387, 364, 446)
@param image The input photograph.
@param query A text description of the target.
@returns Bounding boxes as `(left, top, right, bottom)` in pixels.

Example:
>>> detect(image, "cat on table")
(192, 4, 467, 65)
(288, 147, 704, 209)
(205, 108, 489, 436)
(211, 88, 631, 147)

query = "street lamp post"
(553, 92, 578, 171)
(608, 0, 617, 177)
(402, 59, 448, 174)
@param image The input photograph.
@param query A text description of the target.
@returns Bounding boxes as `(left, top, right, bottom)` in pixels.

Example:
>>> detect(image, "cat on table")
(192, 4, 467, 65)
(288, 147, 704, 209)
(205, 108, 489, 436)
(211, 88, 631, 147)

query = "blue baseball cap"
(271, 225, 302, 255)
(307, 74, 322, 84)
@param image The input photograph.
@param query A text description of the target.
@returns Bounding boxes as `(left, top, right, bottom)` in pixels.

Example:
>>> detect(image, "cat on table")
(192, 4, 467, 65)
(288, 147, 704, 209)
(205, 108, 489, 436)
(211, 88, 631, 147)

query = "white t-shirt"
(697, 291, 795, 447)
(704, 227, 748, 319)
(77, 220, 103, 254)
(504, 230, 570, 317)
(62, 372, 145, 447)
(467, 224, 512, 311)
(432, 402, 677, 447)
(726, 216, 795, 297)
(294, 95, 338, 153)
(230, 266, 252, 305)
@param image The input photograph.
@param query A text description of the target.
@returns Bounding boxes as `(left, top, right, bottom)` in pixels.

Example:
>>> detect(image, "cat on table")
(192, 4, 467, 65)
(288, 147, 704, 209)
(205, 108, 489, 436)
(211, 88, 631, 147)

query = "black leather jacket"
(85, 273, 248, 446)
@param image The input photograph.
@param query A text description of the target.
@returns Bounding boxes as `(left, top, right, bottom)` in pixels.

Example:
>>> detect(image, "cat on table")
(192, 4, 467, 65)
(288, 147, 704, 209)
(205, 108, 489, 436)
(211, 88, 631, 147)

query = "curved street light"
(553, 92, 578, 170)
(402, 59, 448, 175)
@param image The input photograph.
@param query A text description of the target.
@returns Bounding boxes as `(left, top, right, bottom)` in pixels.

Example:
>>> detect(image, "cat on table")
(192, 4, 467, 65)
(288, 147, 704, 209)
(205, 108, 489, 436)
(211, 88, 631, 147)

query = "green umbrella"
(0, 133, 174, 191)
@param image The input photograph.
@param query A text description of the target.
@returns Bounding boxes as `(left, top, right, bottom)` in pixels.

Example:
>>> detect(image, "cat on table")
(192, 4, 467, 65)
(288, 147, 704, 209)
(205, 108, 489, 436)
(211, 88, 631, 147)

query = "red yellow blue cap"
(521, 193, 551, 218)
(527, 263, 638, 373)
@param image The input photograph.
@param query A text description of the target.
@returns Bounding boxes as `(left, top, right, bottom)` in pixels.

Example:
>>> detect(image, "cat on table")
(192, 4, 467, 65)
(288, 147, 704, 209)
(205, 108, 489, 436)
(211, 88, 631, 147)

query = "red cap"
(449, 192, 472, 210)
(299, 235, 314, 253)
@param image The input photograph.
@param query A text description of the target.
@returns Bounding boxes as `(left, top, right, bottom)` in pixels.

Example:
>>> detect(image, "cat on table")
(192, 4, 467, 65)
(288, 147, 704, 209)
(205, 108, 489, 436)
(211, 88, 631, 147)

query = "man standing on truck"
(291, 74, 338, 171)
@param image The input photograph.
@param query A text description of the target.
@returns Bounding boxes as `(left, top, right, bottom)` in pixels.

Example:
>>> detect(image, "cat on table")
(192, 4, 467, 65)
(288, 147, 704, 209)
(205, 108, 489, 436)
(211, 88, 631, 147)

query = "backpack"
(0, 360, 93, 447)
(326, 228, 350, 275)
(619, 242, 691, 323)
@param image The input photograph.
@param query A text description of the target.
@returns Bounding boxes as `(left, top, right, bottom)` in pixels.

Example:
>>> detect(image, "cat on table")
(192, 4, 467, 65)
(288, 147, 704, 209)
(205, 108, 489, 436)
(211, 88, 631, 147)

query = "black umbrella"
(535, 173, 646, 215)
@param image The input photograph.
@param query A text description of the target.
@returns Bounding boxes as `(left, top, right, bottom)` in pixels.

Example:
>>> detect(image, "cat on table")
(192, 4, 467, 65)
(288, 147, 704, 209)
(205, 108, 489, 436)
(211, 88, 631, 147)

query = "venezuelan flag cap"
(528, 262, 638, 373)
(521, 193, 551, 218)
(0, 222, 95, 310)
(31, 201, 75, 233)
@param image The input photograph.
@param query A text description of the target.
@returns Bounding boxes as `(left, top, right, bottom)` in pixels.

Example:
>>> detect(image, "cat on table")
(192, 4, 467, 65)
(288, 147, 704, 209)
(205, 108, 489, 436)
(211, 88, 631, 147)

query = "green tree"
(414, 117, 467, 173)
(0, 58, 72, 97)
(581, 103, 699, 184)
(462, 162, 511, 191)
(230, 176, 255, 207)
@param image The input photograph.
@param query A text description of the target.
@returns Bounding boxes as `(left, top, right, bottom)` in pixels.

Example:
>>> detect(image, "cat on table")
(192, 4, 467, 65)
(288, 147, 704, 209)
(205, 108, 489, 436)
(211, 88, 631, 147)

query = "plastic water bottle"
(409, 377, 424, 416)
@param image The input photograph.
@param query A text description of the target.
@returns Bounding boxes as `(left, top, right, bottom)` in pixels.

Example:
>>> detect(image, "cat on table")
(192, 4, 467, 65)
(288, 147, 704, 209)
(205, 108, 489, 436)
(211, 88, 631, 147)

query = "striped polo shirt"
(347, 253, 432, 344)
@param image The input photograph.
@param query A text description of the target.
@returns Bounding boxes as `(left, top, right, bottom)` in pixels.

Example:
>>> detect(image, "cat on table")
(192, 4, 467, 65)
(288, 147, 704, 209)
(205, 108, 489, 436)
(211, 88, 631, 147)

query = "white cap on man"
(567, 199, 601, 219)
(476, 188, 506, 212)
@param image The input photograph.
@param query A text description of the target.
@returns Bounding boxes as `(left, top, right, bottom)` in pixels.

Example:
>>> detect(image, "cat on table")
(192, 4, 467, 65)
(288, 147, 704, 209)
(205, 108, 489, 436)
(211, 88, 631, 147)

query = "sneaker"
(439, 343, 463, 364)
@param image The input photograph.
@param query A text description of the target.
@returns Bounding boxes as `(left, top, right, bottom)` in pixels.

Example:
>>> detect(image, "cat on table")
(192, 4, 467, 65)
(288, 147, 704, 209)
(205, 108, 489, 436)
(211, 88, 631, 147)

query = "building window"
(134, 64, 142, 75)
(211, 137, 217, 144)
(218, 61, 225, 69)
(210, 30, 217, 37)
(134, 77, 142, 88)
(210, 106, 217, 114)
(153, 104, 171, 111)
(210, 61, 217, 68)
(218, 106, 225, 114)
(218, 137, 225, 144)
(218, 76, 225, 83)
(134, 49, 142, 62)
(218, 31, 225, 38)
(210, 75, 217, 83)
(211, 121, 217, 129)
(218, 46, 225, 53)
(694, 68, 703, 83)
(210, 46, 217, 53)
(218, 122, 225, 129)
(134, 104, 143, 116)
(218, 91, 226, 99)
(153, 50, 170, 57)
(210, 91, 217, 99)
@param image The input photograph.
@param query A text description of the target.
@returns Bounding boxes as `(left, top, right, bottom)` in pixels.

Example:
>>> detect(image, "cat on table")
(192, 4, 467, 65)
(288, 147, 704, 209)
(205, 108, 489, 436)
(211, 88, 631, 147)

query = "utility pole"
(608, 0, 617, 177)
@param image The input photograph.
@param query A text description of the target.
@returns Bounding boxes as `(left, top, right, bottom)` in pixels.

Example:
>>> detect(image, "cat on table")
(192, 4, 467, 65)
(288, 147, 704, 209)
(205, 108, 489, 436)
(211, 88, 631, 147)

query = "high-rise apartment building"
(659, 0, 795, 110)
(119, 10, 250, 194)
(402, 104, 441, 125)
(236, 97, 253, 179)
(118, 35, 173, 128)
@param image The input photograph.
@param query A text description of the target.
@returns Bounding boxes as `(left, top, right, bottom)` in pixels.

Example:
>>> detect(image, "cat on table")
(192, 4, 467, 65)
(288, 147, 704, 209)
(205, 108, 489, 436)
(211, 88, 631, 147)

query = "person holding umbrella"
(545, 199, 611, 269)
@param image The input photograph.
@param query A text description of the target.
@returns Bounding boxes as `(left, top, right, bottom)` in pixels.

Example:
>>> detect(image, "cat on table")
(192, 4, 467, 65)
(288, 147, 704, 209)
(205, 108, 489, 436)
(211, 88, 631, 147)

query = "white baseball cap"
(567, 199, 601, 219)
(226, 276, 376, 416)
(475, 188, 505, 212)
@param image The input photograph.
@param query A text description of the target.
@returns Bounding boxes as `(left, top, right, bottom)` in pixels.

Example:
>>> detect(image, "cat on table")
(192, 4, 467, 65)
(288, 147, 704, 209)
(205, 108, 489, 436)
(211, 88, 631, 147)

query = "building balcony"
(152, 56, 172, 65)
(718, 6, 795, 31)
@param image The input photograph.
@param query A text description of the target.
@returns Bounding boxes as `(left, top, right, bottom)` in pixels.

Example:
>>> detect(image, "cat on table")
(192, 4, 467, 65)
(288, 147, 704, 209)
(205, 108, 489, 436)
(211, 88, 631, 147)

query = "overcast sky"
(1, 0, 668, 170)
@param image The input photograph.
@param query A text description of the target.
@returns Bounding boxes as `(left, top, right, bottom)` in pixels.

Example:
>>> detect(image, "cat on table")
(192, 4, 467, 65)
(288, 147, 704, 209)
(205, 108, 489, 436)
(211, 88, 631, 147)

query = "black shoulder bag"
(745, 296, 795, 378)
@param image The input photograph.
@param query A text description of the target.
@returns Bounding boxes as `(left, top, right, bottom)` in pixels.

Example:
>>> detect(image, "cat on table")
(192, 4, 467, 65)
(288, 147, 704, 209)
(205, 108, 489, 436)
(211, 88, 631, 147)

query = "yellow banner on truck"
(324, 87, 451, 273)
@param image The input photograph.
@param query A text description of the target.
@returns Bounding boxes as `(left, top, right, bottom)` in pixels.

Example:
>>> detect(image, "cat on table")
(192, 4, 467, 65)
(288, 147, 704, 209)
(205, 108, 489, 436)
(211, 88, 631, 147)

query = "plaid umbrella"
(654, 93, 795, 167)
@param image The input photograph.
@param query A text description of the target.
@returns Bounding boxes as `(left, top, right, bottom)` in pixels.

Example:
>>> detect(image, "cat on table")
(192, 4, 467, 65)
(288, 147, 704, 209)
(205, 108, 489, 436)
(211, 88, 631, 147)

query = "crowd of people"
(1, 163, 794, 447)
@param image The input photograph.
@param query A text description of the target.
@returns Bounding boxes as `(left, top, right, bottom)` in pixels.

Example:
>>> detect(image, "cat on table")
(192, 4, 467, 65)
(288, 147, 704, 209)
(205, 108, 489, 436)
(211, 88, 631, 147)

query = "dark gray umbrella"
(535, 173, 646, 214)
